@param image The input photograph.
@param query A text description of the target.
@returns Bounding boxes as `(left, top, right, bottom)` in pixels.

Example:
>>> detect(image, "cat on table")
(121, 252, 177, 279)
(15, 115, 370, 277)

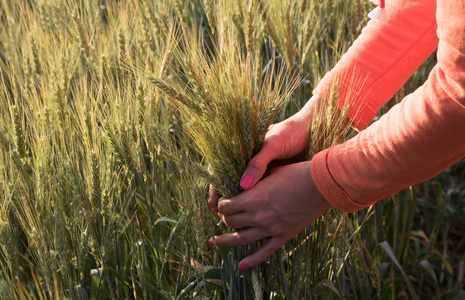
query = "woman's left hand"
(210, 161, 331, 270)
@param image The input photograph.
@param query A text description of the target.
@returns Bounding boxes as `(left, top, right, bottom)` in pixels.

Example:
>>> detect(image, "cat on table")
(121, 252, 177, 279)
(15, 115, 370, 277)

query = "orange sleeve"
(311, 0, 465, 212)
(313, 0, 438, 130)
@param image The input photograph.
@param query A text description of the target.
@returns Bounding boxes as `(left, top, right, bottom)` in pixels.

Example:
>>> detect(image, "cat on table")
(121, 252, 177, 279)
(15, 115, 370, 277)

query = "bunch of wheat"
(153, 23, 300, 199)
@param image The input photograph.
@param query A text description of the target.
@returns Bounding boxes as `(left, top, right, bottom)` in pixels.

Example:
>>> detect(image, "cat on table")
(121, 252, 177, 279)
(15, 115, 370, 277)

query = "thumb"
(240, 140, 279, 190)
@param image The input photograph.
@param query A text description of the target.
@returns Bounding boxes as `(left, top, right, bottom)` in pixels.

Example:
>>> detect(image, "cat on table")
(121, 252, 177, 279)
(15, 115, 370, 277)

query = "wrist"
(298, 160, 332, 212)
(297, 95, 323, 119)
(283, 95, 322, 130)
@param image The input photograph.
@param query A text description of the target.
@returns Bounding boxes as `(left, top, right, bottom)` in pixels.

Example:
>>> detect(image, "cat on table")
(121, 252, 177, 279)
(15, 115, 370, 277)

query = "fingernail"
(240, 175, 254, 189)
(238, 264, 249, 271)
(209, 238, 214, 246)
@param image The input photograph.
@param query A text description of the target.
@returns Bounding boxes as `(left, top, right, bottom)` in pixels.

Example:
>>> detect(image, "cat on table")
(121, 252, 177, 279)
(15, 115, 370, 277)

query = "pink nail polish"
(240, 175, 254, 189)
(238, 264, 249, 271)
(209, 238, 214, 246)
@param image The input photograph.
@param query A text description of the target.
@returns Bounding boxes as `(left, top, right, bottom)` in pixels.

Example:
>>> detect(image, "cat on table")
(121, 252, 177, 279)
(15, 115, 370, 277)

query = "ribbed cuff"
(310, 146, 373, 213)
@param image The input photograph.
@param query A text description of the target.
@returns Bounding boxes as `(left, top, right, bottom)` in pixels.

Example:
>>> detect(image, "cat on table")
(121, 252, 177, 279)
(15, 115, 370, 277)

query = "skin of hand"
(208, 95, 324, 212)
(210, 160, 331, 270)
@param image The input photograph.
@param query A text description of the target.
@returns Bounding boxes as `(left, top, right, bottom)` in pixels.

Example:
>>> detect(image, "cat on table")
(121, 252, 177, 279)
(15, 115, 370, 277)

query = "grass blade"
(379, 241, 419, 300)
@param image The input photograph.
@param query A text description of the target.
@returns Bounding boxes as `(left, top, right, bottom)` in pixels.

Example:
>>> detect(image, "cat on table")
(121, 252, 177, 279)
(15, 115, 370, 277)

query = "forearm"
(313, 0, 438, 130)
(311, 0, 465, 212)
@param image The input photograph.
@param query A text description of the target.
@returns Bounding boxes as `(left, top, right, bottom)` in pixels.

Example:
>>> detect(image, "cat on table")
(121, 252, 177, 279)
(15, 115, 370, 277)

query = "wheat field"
(0, 0, 463, 299)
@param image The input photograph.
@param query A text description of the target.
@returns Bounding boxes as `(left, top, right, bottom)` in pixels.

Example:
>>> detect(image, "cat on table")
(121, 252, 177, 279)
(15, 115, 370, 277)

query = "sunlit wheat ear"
(12, 104, 26, 160)
(91, 150, 101, 210)
(301, 0, 308, 13)
(232, 14, 246, 48)
(246, 6, 255, 55)
(136, 82, 146, 129)
(74, 14, 92, 67)
(117, 27, 127, 67)
(55, 56, 69, 121)
(284, 11, 296, 76)
(204, 0, 217, 34)
(308, 70, 367, 159)
(257, 0, 281, 53)
(141, 19, 153, 53)
(30, 36, 42, 76)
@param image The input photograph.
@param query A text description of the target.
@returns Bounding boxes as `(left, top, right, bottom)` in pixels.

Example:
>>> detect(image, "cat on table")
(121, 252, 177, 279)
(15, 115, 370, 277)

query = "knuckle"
(258, 216, 282, 236)
(263, 133, 278, 144)
(247, 157, 265, 171)
(243, 191, 259, 209)
(255, 211, 271, 228)
(263, 136, 280, 152)
(254, 211, 265, 226)
(217, 200, 228, 213)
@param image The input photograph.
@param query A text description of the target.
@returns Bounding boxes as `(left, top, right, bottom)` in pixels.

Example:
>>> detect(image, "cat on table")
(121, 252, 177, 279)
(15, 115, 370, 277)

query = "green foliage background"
(0, 0, 463, 299)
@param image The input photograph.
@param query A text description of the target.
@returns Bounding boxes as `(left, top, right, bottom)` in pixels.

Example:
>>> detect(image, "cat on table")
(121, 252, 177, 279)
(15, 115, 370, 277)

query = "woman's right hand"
(208, 95, 323, 213)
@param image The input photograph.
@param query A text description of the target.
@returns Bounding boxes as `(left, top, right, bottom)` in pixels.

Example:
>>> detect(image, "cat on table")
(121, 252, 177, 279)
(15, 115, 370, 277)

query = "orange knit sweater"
(311, 0, 465, 212)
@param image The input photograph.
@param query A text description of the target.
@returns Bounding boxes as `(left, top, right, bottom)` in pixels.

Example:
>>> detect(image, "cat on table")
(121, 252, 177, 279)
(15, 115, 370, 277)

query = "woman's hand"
(208, 95, 324, 212)
(210, 161, 331, 269)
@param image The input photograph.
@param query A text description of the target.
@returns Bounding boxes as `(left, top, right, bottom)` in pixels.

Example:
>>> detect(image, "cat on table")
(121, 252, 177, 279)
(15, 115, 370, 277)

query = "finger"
(237, 237, 285, 270)
(221, 212, 253, 229)
(208, 185, 220, 213)
(240, 138, 280, 190)
(210, 227, 264, 247)
(217, 197, 244, 215)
